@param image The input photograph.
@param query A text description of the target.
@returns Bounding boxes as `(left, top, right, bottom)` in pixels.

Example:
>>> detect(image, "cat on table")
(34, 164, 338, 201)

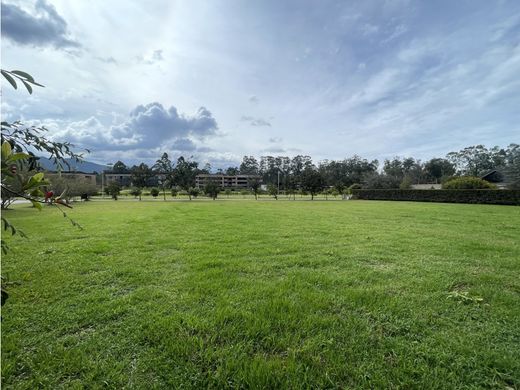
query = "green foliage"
(300, 167, 324, 200)
(188, 187, 200, 199)
(173, 157, 199, 197)
(267, 184, 278, 199)
(442, 176, 496, 189)
(106, 182, 121, 199)
(129, 187, 142, 198)
(1, 69, 44, 94)
(363, 173, 400, 189)
(351, 189, 519, 205)
(150, 188, 160, 198)
(204, 182, 220, 200)
(399, 176, 412, 190)
(249, 178, 261, 200)
(171, 188, 178, 197)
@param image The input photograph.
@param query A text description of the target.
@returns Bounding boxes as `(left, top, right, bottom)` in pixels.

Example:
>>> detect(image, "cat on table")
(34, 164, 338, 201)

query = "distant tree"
(240, 189, 250, 198)
(153, 152, 175, 200)
(150, 188, 160, 198)
(173, 157, 199, 200)
(267, 184, 278, 200)
(446, 145, 506, 176)
(249, 178, 261, 200)
(188, 187, 200, 199)
(112, 161, 129, 173)
(204, 181, 220, 200)
(224, 189, 232, 198)
(107, 181, 121, 199)
(225, 167, 240, 175)
(130, 163, 153, 200)
(424, 158, 455, 183)
(129, 187, 142, 199)
(301, 167, 324, 200)
(240, 156, 260, 175)
(363, 173, 400, 189)
(503, 143, 520, 189)
(171, 188, 178, 197)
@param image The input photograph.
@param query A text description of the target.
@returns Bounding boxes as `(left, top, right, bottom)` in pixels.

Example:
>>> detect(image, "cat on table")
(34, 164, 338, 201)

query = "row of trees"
(106, 144, 519, 198)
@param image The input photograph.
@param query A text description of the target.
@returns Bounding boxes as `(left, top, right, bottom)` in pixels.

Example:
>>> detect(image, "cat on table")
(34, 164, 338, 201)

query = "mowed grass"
(2, 200, 519, 389)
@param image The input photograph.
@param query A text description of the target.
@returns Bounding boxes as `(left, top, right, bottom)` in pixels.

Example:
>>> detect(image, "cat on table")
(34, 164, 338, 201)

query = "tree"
(446, 145, 506, 176)
(267, 184, 278, 200)
(153, 152, 175, 200)
(112, 161, 129, 173)
(150, 188, 160, 198)
(225, 166, 239, 175)
(107, 181, 121, 199)
(130, 163, 153, 200)
(173, 157, 199, 200)
(204, 181, 220, 200)
(249, 178, 261, 200)
(130, 187, 142, 198)
(2, 70, 83, 305)
(188, 187, 200, 199)
(240, 156, 260, 175)
(503, 144, 520, 189)
(363, 173, 400, 189)
(301, 166, 324, 200)
(424, 158, 455, 183)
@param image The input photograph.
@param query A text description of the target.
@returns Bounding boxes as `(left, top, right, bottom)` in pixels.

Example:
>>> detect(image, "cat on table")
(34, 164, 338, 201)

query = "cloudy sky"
(1, 0, 519, 167)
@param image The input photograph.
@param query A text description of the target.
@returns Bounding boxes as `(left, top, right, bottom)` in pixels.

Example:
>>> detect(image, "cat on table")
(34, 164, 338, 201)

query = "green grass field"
(2, 200, 519, 388)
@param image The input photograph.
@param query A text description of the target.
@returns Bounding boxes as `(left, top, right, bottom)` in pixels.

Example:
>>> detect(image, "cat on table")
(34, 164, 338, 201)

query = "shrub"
(188, 187, 200, 199)
(171, 188, 178, 197)
(129, 188, 142, 198)
(442, 176, 496, 189)
(351, 189, 520, 205)
(150, 188, 160, 198)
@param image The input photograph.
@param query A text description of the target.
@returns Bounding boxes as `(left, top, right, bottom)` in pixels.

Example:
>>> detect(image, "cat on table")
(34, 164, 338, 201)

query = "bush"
(129, 188, 142, 198)
(188, 187, 200, 199)
(351, 189, 520, 205)
(171, 188, 178, 197)
(150, 188, 160, 198)
(442, 176, 496, 189)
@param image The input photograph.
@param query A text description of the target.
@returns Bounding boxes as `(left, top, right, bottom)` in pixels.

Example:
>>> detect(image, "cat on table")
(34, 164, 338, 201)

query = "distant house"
(46, 171, 97, 185)
(104, 172, 133, 187)
(481, 170, 508, 188)
(195, 174, 261, 189)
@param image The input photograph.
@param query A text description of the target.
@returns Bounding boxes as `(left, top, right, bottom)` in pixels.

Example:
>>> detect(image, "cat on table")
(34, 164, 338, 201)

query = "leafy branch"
(1, 69, 44, 94)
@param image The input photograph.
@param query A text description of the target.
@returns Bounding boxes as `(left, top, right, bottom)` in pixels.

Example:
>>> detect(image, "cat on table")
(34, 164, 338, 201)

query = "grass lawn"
(2, 200, 519, 388)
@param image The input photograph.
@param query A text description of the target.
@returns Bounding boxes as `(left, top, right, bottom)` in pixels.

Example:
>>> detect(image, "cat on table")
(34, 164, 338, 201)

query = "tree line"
(103, 143, 519, 199)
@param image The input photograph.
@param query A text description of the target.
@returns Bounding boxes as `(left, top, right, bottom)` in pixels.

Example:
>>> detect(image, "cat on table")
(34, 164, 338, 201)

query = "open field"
(2, 200, 520, 388)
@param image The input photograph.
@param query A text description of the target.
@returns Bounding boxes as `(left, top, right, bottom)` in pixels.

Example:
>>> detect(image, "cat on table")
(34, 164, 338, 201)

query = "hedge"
(351, 189, 520, 205)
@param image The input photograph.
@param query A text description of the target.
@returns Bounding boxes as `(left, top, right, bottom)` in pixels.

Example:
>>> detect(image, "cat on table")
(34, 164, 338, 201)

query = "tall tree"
(112, 161, 129, 173)
(301, 166, 324, 200)
(423, 158, 455, 182)
(173, 156, 199, 200)
(153, 153, 175, 199)
(130, 163, 153, 200)
(240, 156, 260, 175)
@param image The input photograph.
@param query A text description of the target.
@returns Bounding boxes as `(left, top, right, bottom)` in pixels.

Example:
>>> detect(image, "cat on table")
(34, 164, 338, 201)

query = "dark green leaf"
(1, 70, 17, 90)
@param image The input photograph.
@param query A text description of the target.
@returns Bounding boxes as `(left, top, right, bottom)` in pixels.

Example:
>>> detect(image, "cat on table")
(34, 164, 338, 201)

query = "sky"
(1, 0, 519, 168)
